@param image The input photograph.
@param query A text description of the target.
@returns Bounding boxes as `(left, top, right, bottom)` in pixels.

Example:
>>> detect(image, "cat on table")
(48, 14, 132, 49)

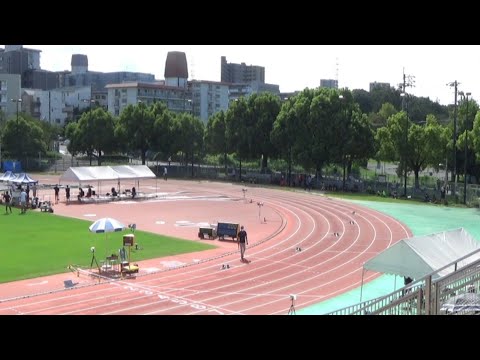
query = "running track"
(0, 180, 411, 315)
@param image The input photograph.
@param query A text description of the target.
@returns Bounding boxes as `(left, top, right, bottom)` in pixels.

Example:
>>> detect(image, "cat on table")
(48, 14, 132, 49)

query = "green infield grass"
(0, 207, 216, 284)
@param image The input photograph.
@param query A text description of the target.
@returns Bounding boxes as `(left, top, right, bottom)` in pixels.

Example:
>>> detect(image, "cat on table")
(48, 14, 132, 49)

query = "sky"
(10, 45, 480, 106)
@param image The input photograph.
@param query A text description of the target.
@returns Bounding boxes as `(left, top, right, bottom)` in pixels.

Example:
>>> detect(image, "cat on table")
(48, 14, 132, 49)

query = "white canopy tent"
(0, 171, 17, 182)
(59, 165, 157, 197)
(10, 173, 38, 185)
(110, 165, 157, 180)
(59, 166, 120, 183)
(60, 165, 155, 183)
(360, 228, 480, 301)
(110, 165, 158, 194)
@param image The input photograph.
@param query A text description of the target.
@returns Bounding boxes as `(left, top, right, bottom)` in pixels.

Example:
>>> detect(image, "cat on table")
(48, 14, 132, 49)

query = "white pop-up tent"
(0, 171, 17, 182)
(60, 165, 155, 183)
(59, 166, 121, 183)
(360, 228, 480, 300)
(59, 165, 157, 195)
(10, 173, 38, 185)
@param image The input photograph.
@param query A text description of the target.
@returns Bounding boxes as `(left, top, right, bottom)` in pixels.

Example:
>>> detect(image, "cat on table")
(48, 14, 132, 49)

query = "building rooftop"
(190, 79, 231, 86)
(105, 82, 187, 91)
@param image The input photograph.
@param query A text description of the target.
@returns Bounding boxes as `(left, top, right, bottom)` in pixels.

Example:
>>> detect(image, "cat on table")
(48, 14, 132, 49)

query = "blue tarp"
(2, 161, 22, 172)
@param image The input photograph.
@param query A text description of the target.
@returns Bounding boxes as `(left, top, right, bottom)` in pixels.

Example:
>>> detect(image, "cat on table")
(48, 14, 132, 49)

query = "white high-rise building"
(0, 74, 21, 119)
(190, 80, 229, 122)
(22, 86, 92, 125)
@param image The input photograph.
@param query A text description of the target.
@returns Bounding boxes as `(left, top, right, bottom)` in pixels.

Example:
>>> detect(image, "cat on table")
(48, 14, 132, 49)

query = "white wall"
(165, 77, 187, 88)
(0, 74, 21, 119)
(31, 86, 91, 125)
(192, 81, 229, 123)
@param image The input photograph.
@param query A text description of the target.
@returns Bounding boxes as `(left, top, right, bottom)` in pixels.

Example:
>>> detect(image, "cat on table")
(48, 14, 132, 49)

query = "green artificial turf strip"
(0, 208, 216, 283)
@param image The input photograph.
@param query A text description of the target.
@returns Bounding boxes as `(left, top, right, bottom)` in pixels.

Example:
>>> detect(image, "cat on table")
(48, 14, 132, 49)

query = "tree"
(37, 121, 62, 152)
(90, 108, 116, 165)
(456, 99, 480, 180)
(406, 115, 446, 188)
(369, 86, 402, 113)
(470, 111, 480, 181)
(345, 111, 376, 179)
(205, 110, 228, 174)
(304, 88, 341, 177)
(376, 112, 447, 188)
(173, 113, 204, 177)
(369, 102, 399, 131)
(65, 121, 81, 165)
(0, 115, 47, 165)
(271, 97, 300, 186)
(247, 93, 281, 171)
(74, 108, 116, 165)
(407, 96, 449, 124)
(116, 102, 155, 165)
(151, 101, 175, 162)
(0, 108, 6, 130)
(225, 98, 251, 180)
(352, 89, 373, 114)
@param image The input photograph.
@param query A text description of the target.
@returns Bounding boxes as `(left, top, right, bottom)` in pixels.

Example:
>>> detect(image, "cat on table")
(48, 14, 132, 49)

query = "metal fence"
(326, 249, 480, 315)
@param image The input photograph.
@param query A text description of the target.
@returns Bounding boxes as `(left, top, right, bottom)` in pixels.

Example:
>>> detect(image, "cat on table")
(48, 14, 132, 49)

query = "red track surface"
(0, 177, 411, 315)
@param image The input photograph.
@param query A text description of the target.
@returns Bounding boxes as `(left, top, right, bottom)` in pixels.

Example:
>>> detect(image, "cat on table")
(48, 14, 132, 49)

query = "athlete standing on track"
(238, 225, 248, 262)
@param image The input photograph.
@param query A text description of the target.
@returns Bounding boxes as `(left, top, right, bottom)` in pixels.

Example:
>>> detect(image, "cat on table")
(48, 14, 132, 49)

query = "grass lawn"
(0, 207, 216, 284)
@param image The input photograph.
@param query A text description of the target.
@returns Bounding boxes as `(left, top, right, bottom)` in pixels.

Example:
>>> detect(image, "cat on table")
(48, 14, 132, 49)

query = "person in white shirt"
(20, 189, 27, 214)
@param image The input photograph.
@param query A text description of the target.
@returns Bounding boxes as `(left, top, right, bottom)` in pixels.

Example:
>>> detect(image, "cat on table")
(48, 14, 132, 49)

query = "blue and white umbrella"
(89, 217, 125, 234)
(89, 218, 126, 259)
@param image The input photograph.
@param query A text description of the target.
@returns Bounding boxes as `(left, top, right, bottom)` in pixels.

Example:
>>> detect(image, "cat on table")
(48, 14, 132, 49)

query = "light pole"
(257, 202, 264, 223)
(138, 99, 145, 166)
(11, 98, 22, 162)
(400, 70, 415, 198)
(459, 91, 471, 205)
(447, 81, 459, 201)
(400, 93, 408, 197)
(339, 95, 348, 191)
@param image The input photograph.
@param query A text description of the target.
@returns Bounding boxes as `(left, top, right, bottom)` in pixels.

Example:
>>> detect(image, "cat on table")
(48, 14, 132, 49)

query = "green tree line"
(2, 85, 480, 186)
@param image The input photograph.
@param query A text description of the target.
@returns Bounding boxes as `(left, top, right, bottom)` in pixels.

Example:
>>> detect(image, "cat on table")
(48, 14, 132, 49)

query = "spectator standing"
(20, 189, 27, 214)
(3, 192, 12, 214)
(54, 185, 60, 204)
(65, 185, 71, 203)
